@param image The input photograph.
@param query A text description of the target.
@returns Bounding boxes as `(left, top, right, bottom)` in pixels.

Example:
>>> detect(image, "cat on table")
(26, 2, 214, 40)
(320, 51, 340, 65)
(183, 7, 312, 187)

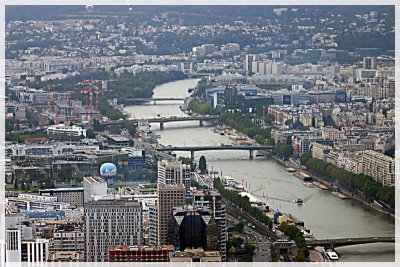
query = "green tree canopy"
(199, 155, 207, 174)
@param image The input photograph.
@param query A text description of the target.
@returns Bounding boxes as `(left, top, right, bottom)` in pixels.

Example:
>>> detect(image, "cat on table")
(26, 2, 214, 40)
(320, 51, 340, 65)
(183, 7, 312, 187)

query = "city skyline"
(1, 4, 397, 264)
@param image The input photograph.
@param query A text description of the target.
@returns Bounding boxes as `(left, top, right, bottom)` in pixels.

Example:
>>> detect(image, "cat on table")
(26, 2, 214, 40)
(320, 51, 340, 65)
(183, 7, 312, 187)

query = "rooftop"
(109, 245, 174, 252)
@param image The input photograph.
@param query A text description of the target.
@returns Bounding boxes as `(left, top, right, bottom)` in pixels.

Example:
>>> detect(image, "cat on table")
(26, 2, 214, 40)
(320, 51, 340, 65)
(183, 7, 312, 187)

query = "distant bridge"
(156, 145, 275, 159)
(306, 236, 395, 247)
(121, 97, 186, 104)
(101, 115, 219, 129)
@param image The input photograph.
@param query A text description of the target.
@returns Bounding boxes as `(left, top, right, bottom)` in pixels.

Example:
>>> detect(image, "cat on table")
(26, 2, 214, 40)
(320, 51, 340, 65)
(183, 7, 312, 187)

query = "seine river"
(125, 78, 395, 262)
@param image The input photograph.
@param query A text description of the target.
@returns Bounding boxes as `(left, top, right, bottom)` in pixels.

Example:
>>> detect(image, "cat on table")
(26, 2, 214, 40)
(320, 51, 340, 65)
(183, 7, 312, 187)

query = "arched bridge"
(155, 145, 275, 159)
(306, 236, 395, 247)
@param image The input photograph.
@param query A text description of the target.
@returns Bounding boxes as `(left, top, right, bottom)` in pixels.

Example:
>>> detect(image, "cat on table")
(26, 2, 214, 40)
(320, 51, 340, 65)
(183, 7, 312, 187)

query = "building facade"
(40, 188, 84, 207)
(167, 206, 219, 252)
(193, 190, 227, 261)
(53, 230, 85, 252)
(157, 183, 186, 246)
(21, 239, 49, 263)
(46, 124, 87, 137)
(157, 160, 191, 192)
(362, 150, 395, 186)
(108, 245, 174, 262)
(84, 199, 142, 262)
(83, 177, 108, 203)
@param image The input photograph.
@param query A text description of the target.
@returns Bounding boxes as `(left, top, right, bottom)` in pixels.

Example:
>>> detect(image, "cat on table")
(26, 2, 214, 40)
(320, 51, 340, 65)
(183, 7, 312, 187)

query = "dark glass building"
(167, 206, 218, 252)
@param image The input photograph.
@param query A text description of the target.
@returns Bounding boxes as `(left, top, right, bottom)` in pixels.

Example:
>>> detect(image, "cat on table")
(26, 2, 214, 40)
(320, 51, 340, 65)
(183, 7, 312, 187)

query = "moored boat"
(294, 198, 303, 205)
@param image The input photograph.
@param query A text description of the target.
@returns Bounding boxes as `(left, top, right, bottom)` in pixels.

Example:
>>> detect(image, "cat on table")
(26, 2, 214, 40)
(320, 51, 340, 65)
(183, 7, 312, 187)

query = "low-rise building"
(49, 252, 84, 262)
(108, 245, 174, 262)
(40, 188, 84, 208)
(169, 248, 221, 262)
(311, 143, 332, 161)
(47, 124, 86, 137)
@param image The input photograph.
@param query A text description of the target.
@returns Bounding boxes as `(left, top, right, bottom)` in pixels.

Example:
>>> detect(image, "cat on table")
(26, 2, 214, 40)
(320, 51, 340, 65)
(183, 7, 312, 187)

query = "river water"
(125, 78, 395, 262)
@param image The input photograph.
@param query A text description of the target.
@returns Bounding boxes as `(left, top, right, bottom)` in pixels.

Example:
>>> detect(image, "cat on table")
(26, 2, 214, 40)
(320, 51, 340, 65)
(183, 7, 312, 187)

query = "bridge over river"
(101, 115, 219, 129)
(155, 145, 275, 159)
(306, 236, 395, 247)
(120, 97, 186, 104)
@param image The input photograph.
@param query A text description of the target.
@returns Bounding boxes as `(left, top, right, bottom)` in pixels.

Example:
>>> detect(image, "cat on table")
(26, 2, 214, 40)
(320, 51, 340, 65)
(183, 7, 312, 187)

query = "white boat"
(324, 248, 339, 261)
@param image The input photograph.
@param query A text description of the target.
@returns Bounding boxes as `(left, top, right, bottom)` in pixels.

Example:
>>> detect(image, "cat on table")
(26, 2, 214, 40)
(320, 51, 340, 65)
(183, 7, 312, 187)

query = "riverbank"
(269, 154, 395, 218)
(208, 118, 395, 218)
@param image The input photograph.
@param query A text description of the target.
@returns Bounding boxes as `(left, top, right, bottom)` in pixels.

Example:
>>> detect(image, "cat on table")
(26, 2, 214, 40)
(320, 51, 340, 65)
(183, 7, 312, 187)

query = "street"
(253, 235, 272, 262)
(227, 213, 272, 262)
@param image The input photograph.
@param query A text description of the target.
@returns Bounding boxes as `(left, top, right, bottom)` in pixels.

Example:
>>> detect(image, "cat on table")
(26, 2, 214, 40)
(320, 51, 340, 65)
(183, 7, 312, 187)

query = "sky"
(3, 0, 398, 6)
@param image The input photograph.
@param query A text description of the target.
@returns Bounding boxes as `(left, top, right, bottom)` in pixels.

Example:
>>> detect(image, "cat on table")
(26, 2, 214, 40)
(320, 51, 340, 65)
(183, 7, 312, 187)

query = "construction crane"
(89, 88, 93, 122)
(262, 105, 266, 127)
(80, 89, 90, 121)
(82, 80, 104, 122)
(94, 86, 100, 121)
(47, 85, 52, 114)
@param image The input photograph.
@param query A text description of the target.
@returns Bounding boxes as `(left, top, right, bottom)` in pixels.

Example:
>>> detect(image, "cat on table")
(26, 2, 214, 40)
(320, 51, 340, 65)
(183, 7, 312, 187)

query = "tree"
(179, 157, 196, 171)
(305, 157, 395, 209)
(93, 119, 104, 131)
(199, 155, 207, 174)
(232, 237, 244, 248)
(323, 116, 337, 128)
(285, 119, 293, 126)
(228, 222, 245, 233)
(265, 114, 275, 124)
(244, 243, 256, 253)
(300, 152, 312, 166)
(86, 129, 96, 139)
(276, 141, 293, 159)
(286, 135, 292, 145)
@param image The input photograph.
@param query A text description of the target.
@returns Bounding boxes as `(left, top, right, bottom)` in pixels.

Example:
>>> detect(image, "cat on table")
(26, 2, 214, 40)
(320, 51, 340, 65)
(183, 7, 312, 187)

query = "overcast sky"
(3, 0, 398, 6)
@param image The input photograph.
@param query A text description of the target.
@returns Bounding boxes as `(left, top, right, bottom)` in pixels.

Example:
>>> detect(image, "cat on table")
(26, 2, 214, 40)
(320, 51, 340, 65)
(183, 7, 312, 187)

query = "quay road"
(227, 213, 272, 262)
(223, 199, 280, 241)
(306, 236, 395, 247)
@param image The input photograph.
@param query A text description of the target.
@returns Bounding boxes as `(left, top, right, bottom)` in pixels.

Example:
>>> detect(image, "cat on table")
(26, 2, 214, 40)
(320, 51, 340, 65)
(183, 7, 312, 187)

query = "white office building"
(83, 177, 108, 203)
(6, 229, 21, 262)
(157, 160, 191, 192)
(47, 124, 87, 137)
(84, 199, 142, 262)
(21, 239, 49, 262)
(148, 205, 158, 245)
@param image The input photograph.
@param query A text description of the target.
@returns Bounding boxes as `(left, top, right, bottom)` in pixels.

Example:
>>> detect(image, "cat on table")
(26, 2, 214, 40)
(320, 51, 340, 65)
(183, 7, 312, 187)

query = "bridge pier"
(249, 150, 254, 159)
(160, 122, 164, 130)
(153, 100, 157, 105)
(199, 120, 204, 127)
(190, 151, 195, 160)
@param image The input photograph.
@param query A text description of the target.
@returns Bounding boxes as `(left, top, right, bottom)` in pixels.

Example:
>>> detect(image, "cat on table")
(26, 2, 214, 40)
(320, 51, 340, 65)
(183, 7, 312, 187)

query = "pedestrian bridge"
(306, 236, 395, 247)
